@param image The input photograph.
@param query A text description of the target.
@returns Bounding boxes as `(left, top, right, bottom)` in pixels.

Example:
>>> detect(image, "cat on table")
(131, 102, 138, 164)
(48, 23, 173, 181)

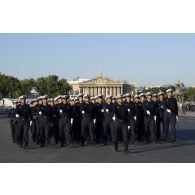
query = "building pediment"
(80, 76, 122, 85)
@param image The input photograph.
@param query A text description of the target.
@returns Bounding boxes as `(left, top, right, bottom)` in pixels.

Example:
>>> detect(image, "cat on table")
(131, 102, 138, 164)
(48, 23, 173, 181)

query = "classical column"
(103, 87, 106, 96)
(113, 87, 116, 96)
(121, 87, 123, 94)
(106, 87, 108, 96)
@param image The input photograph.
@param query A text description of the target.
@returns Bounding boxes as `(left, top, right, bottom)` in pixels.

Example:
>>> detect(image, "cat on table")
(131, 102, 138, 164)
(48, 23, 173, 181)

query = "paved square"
(0, 113, 195, 163)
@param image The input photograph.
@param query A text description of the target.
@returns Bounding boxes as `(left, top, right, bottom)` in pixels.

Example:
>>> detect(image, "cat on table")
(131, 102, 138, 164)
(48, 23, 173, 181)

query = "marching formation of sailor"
(8, 88, 178, 154)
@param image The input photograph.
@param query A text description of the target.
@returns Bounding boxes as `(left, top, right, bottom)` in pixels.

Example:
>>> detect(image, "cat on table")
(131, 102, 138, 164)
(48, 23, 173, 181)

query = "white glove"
(134, 116, 137, 121)
(166, 109, 171, 113)
(154, 116, 157, 121)
(82, 111, 85, 114)
(128, 109, 131, 112)
(93, 119, 96, 124)
(128, 126, 130, 130)
(60, 109, 63, 114)
(101, 109, 104, 113)
(16, 114, 20, 118)
(39, 111, 42, 115)
(71, 118, 73, 125)
(30, 121, 32, 126)
(51, 123, 53, 128)
(112, 116, 116, 122)
(176, 116, 179, 121)
(146, 110, 151, 115)
(106, 109, 109, 112)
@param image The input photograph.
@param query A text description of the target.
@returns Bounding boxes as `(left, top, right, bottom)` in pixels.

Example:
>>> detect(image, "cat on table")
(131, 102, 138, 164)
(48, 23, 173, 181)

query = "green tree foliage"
(19, 79, 35, 96)
(0, 74, 20, 98)
(0, 74, 71, 98)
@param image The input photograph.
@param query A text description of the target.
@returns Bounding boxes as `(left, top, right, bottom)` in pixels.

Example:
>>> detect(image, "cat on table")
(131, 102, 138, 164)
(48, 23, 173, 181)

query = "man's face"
(85, 97, 89, 103)
(20, 98, 26, 105)
(13, 103, 16, 109)
(147, 96, 152, 101)
(118, 98, 123, 104)
(79, 97, 83, 103)
(135, 98, 139, 103)
(112, 99, 116, 104)
(107, 98, 112, 104)
(159, 95, 164, 101)
(126, 97, 131, 102)
(43, 98, 47, 105)
(167, 92, 173, 97)
(152, 96, 157, 101)
(39, 99, 43, 105)
(140, 96, 145, 102)
(98, 98, 103, 104)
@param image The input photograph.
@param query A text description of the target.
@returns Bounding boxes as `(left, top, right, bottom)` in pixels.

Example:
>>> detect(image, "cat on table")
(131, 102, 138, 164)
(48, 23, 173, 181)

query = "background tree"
(19, 79, 35, 96)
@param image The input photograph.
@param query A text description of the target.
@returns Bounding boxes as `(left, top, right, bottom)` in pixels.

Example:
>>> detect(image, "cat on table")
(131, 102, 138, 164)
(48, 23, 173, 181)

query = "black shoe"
(60, 144, 64, 148)
(115, 148, 119, 152)
(20, 143, 23, 148)
(124, 150, 129, 154)
(67, 144, 73, 148)
(172, 140, 176, 144)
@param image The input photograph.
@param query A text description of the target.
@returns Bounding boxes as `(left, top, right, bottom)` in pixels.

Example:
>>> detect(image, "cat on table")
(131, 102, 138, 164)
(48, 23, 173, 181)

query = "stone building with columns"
(69, 75, 136, 96)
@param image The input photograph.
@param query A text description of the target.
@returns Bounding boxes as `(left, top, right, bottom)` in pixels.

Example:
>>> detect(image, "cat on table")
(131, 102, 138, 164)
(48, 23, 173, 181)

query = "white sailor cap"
(117, 94, 124, 99)
(83, 94, 90, 98)
(77, 93, 84, 98)
(139, 93, 145, 98)
(166, 88, 173, 93)
(158, 92, 165, 96)
(19, 95, 27, 100)
(134, 95, 139, 99)
(106, 95, 113, 99)
(146, 92, 152, 96)
(69, 97, 75, 101)
(125, 93, 131, 98)
(30, 99, 37, 104)
(90, 97, 95, 100)
(97, 95, 104, 99)
(152, 94, 157, 97)
(61, 95, 69, 99)
(41, 95, 48, 99)
(54, 95, 61, 101)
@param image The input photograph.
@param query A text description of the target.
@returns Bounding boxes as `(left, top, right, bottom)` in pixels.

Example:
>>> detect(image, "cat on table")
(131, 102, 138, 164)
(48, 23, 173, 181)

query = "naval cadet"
(112, 94, 129, 154)
(163, 89, 178, 144)
(15, 95, 31, 148)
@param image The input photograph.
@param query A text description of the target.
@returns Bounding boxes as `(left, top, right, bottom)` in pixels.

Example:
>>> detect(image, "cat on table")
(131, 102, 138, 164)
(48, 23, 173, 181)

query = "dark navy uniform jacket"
(16, 104, 31, 120)
(163, 97, 178, 115)
(57, 103, 73, 119)
(142, 100, 157, 117)
(80, 102, 96, 120)
(112, 103, 128, 122)
(125, 101, 136, 119)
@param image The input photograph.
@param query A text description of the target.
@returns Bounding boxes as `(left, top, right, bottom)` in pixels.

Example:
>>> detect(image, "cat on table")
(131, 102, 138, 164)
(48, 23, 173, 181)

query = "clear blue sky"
(0, 33, 194, 86)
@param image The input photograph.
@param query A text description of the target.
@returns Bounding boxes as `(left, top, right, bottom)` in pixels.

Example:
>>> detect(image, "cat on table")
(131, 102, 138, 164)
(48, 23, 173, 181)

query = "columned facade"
(77, 75, 135, 97)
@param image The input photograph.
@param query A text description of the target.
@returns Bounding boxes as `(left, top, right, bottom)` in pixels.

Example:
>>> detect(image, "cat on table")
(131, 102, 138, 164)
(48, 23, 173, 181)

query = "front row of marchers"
(8, 88, 178, 154)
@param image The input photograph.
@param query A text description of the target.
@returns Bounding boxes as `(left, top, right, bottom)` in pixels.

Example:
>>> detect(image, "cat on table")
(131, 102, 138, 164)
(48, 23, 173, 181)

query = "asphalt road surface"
(0, 113, 195, 163)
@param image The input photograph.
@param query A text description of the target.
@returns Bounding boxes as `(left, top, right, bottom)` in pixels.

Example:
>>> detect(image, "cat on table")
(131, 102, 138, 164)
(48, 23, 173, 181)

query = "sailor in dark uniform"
(163, 89, 178, 144)
(8, 100, 18, 143)
(57, 95, 73, 147)
(95, 95, 104, 144)
(30, 99, 38, 143)
(80, 94, 96, 146)
(142, 92, 157, 144)
(102, 95, 114, 145)
(73, 94, 83, 143)
(125, 93, 137, 145)
(135, 94, 145, 142)
(112, 94, 129, 154)
(155, 92, 165, 142)
(36, 95, 53, 147)
(15, 95, 31, 148)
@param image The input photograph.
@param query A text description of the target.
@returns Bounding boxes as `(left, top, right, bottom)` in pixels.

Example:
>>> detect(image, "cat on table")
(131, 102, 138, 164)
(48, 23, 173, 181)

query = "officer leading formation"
(8, 88, 178, 154)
